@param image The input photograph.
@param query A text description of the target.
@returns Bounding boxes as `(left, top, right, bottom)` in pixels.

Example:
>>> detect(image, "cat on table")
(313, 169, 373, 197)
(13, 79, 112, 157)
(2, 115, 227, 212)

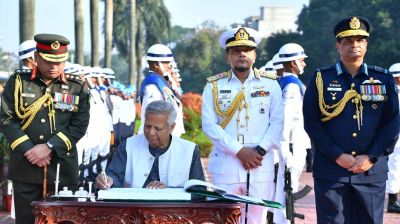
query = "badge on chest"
(53, 92, 79, 112)
(360, 78, 386, 102)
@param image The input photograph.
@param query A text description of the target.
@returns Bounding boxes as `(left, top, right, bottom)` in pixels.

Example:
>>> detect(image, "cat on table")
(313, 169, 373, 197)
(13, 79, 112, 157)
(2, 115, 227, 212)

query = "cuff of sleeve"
(10, 135, 34, 157)
(328, 145, 344, 161)
(231, 141, 243, 155)
(367, 154, 378, 164)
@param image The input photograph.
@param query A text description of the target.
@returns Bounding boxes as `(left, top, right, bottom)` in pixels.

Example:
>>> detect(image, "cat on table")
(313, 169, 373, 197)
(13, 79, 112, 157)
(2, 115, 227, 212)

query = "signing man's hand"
(146, 181, 166, 189)
(236, 147, 263, 170)
(95, 173, 114, 190)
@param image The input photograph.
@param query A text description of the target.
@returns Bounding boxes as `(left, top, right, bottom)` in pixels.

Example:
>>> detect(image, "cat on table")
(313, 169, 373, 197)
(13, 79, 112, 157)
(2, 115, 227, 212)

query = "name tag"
(22, 93, 35, 98)
(327, 87, 342, 91)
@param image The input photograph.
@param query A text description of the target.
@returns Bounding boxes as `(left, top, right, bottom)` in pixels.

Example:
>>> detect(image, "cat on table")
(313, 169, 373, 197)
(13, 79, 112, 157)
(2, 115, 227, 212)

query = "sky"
(0, 0, 309, 55)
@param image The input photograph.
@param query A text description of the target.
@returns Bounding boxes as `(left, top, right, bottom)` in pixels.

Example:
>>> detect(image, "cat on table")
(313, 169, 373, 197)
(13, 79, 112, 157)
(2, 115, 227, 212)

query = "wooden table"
(32, 200, 243, 224)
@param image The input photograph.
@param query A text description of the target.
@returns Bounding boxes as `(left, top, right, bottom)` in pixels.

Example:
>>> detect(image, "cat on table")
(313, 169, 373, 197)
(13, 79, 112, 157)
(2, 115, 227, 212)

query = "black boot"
(387, 193, 400, 213)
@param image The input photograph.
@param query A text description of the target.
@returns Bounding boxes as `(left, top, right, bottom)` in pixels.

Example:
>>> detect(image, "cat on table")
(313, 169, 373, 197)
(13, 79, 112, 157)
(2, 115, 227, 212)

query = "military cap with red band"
(34, 33, 70, 62)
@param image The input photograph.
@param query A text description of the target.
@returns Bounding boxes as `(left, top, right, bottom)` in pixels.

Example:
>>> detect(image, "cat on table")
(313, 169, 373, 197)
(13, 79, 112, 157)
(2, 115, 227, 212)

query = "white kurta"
(123, 134, 195, 188)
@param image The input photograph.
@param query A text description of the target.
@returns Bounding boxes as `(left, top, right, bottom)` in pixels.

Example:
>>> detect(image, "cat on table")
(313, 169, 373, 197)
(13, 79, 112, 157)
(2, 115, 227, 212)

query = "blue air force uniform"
(303, 62, 399, 223)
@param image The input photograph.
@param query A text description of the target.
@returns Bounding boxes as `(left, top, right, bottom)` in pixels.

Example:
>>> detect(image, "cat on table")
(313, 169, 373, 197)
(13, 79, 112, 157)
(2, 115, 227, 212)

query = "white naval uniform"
(123, 134, 195, 188)
(202, 69, 284, 224)
(138, 84, 185, 136)
(274, 72, 311, 224)
(386, 90, 400, 194)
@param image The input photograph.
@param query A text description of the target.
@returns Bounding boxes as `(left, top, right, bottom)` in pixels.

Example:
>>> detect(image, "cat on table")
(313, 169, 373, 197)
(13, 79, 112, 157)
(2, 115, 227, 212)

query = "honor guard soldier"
(202, 27, 284, 224)
(18, 40, 36, 69)
(0, 34, 90, 224)
(303, 17, 399, 223)
(386, 63, 400, 213)
(138, 44, 185, 136)
(273, 43, 311, 224)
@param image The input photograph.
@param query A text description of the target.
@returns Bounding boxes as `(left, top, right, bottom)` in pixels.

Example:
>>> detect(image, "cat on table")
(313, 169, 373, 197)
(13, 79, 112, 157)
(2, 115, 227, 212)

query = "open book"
(97, 188, 191, 201)
(184, 179, 284, 209)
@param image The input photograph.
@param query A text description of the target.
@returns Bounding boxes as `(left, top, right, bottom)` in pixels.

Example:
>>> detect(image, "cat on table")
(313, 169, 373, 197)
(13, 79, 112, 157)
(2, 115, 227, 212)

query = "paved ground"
(293, 172, 400, 224)
(1, 162, 399, 223)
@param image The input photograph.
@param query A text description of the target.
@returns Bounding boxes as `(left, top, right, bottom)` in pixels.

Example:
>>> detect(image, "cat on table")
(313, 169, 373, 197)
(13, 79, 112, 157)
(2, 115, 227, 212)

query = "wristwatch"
(254, 145, 267, 156)
(46, 141, 54, 151)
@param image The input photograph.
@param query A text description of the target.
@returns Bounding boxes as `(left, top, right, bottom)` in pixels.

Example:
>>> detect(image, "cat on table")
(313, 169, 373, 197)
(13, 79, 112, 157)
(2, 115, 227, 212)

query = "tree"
(113, 0, 171, 86)
(19, 0, 35, 42)
(259, 0, 400, 83)
(129, 0, 137, 85)
(74, 0, 84, 65)
(173, 25, 226, 93)
(104, 0, 113, 68)
(90, 0, 100, 66)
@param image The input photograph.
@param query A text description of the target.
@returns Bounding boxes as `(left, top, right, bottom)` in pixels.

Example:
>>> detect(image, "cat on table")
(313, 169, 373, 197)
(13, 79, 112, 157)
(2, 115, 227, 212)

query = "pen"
(102, 168, 108, 187)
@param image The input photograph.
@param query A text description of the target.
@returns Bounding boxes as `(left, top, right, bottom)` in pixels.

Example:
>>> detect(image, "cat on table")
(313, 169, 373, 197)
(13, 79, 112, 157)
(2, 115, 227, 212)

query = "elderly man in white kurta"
(96, 100, 204, 189)
(202, 27, 284, 224)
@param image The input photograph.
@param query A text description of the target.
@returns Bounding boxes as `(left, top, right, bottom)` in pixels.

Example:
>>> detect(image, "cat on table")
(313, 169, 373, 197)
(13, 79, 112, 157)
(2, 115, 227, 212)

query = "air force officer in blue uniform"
(303, 16, 400, 224)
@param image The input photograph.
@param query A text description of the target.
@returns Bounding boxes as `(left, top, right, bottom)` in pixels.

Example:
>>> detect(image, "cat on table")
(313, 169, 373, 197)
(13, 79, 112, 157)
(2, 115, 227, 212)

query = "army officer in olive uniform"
(0, 34, 90, 224)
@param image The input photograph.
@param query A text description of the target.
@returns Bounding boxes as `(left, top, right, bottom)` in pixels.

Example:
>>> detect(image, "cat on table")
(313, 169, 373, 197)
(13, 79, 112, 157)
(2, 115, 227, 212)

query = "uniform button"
(351, 99, 355, 103)
(43, 103, 48, 107)
(351, 151, 356, 156)
(352, 133, 357, 137)
(24, 102, 28, 107)
(353, 115, 357, 119)
(351, 83, 355, 88)
(144, 173, 148, 177)
(67, 152, 70, 156)
(46, 88, 51, 93)
(39, 135, 44, 140)
(41, 119, 46, 123)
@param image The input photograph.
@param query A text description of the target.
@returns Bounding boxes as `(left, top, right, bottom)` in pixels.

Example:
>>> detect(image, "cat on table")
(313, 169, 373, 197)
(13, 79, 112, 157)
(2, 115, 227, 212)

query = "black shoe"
(388, 201, 400, 213)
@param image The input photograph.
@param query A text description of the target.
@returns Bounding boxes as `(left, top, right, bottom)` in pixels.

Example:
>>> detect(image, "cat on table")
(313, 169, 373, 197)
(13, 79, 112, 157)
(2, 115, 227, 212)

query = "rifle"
(284, 166, 312, 224)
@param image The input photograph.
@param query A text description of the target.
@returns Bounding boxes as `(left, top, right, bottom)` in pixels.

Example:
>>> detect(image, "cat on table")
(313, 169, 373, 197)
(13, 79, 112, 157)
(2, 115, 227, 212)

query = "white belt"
(237, 134, 263, 145)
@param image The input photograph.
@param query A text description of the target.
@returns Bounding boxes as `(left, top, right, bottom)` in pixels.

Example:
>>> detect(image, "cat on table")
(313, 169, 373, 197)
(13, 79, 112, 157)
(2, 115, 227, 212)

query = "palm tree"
(19, 0, 35, 42)
(74, 0, 84, 65)
(104, 0, 113, 68)
(90, 0, 99, 66)
(129, 0, 137, 85)
(112, 0, 171, 85)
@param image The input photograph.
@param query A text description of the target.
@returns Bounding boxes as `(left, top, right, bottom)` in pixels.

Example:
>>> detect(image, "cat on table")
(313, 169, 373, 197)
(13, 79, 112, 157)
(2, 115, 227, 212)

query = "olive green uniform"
(0, 69, 90, 224)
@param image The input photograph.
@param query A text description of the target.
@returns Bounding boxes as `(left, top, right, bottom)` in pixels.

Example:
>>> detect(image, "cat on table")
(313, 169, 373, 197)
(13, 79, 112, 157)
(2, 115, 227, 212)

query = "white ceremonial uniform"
(124, 134, 195, 188)
(138, 84, 184, 136)
(386, 89, 400, 194)
(274, 72, 311, 224)
(202, 69, 284, 224)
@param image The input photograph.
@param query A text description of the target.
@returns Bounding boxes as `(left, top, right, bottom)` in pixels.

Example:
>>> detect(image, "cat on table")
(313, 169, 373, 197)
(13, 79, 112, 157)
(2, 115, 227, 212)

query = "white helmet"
(103, 68, 116, 79)
(146, 44, 174, 62)
(92, 66, 105, 77)
(64, 62, 81, 74)
(278, 43, 307, 62)
(389, 63, 400, 78)
(264, 60, 274, 71)
(19, 40, 36, 60)
(272, 53, 283, 70)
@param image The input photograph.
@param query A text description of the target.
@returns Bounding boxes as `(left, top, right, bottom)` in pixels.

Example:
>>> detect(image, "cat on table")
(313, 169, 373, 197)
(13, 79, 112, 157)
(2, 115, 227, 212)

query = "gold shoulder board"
(206, 72, 229, 83)
(255, 68, 277, 80)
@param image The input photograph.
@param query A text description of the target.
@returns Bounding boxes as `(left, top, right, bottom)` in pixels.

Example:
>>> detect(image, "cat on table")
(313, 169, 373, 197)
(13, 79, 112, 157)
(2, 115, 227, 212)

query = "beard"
(234, 64, 250, 73)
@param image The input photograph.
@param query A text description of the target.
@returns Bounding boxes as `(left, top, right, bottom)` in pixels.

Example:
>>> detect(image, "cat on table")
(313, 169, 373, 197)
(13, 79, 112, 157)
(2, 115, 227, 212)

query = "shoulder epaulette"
(13, 69, 32, 75)
(66, 73, 84, 85)
(317, 65, 334, 72)
(206, 72, 229, 83)
(368, 65, 388, 74)
(255, 69, 277, 80)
